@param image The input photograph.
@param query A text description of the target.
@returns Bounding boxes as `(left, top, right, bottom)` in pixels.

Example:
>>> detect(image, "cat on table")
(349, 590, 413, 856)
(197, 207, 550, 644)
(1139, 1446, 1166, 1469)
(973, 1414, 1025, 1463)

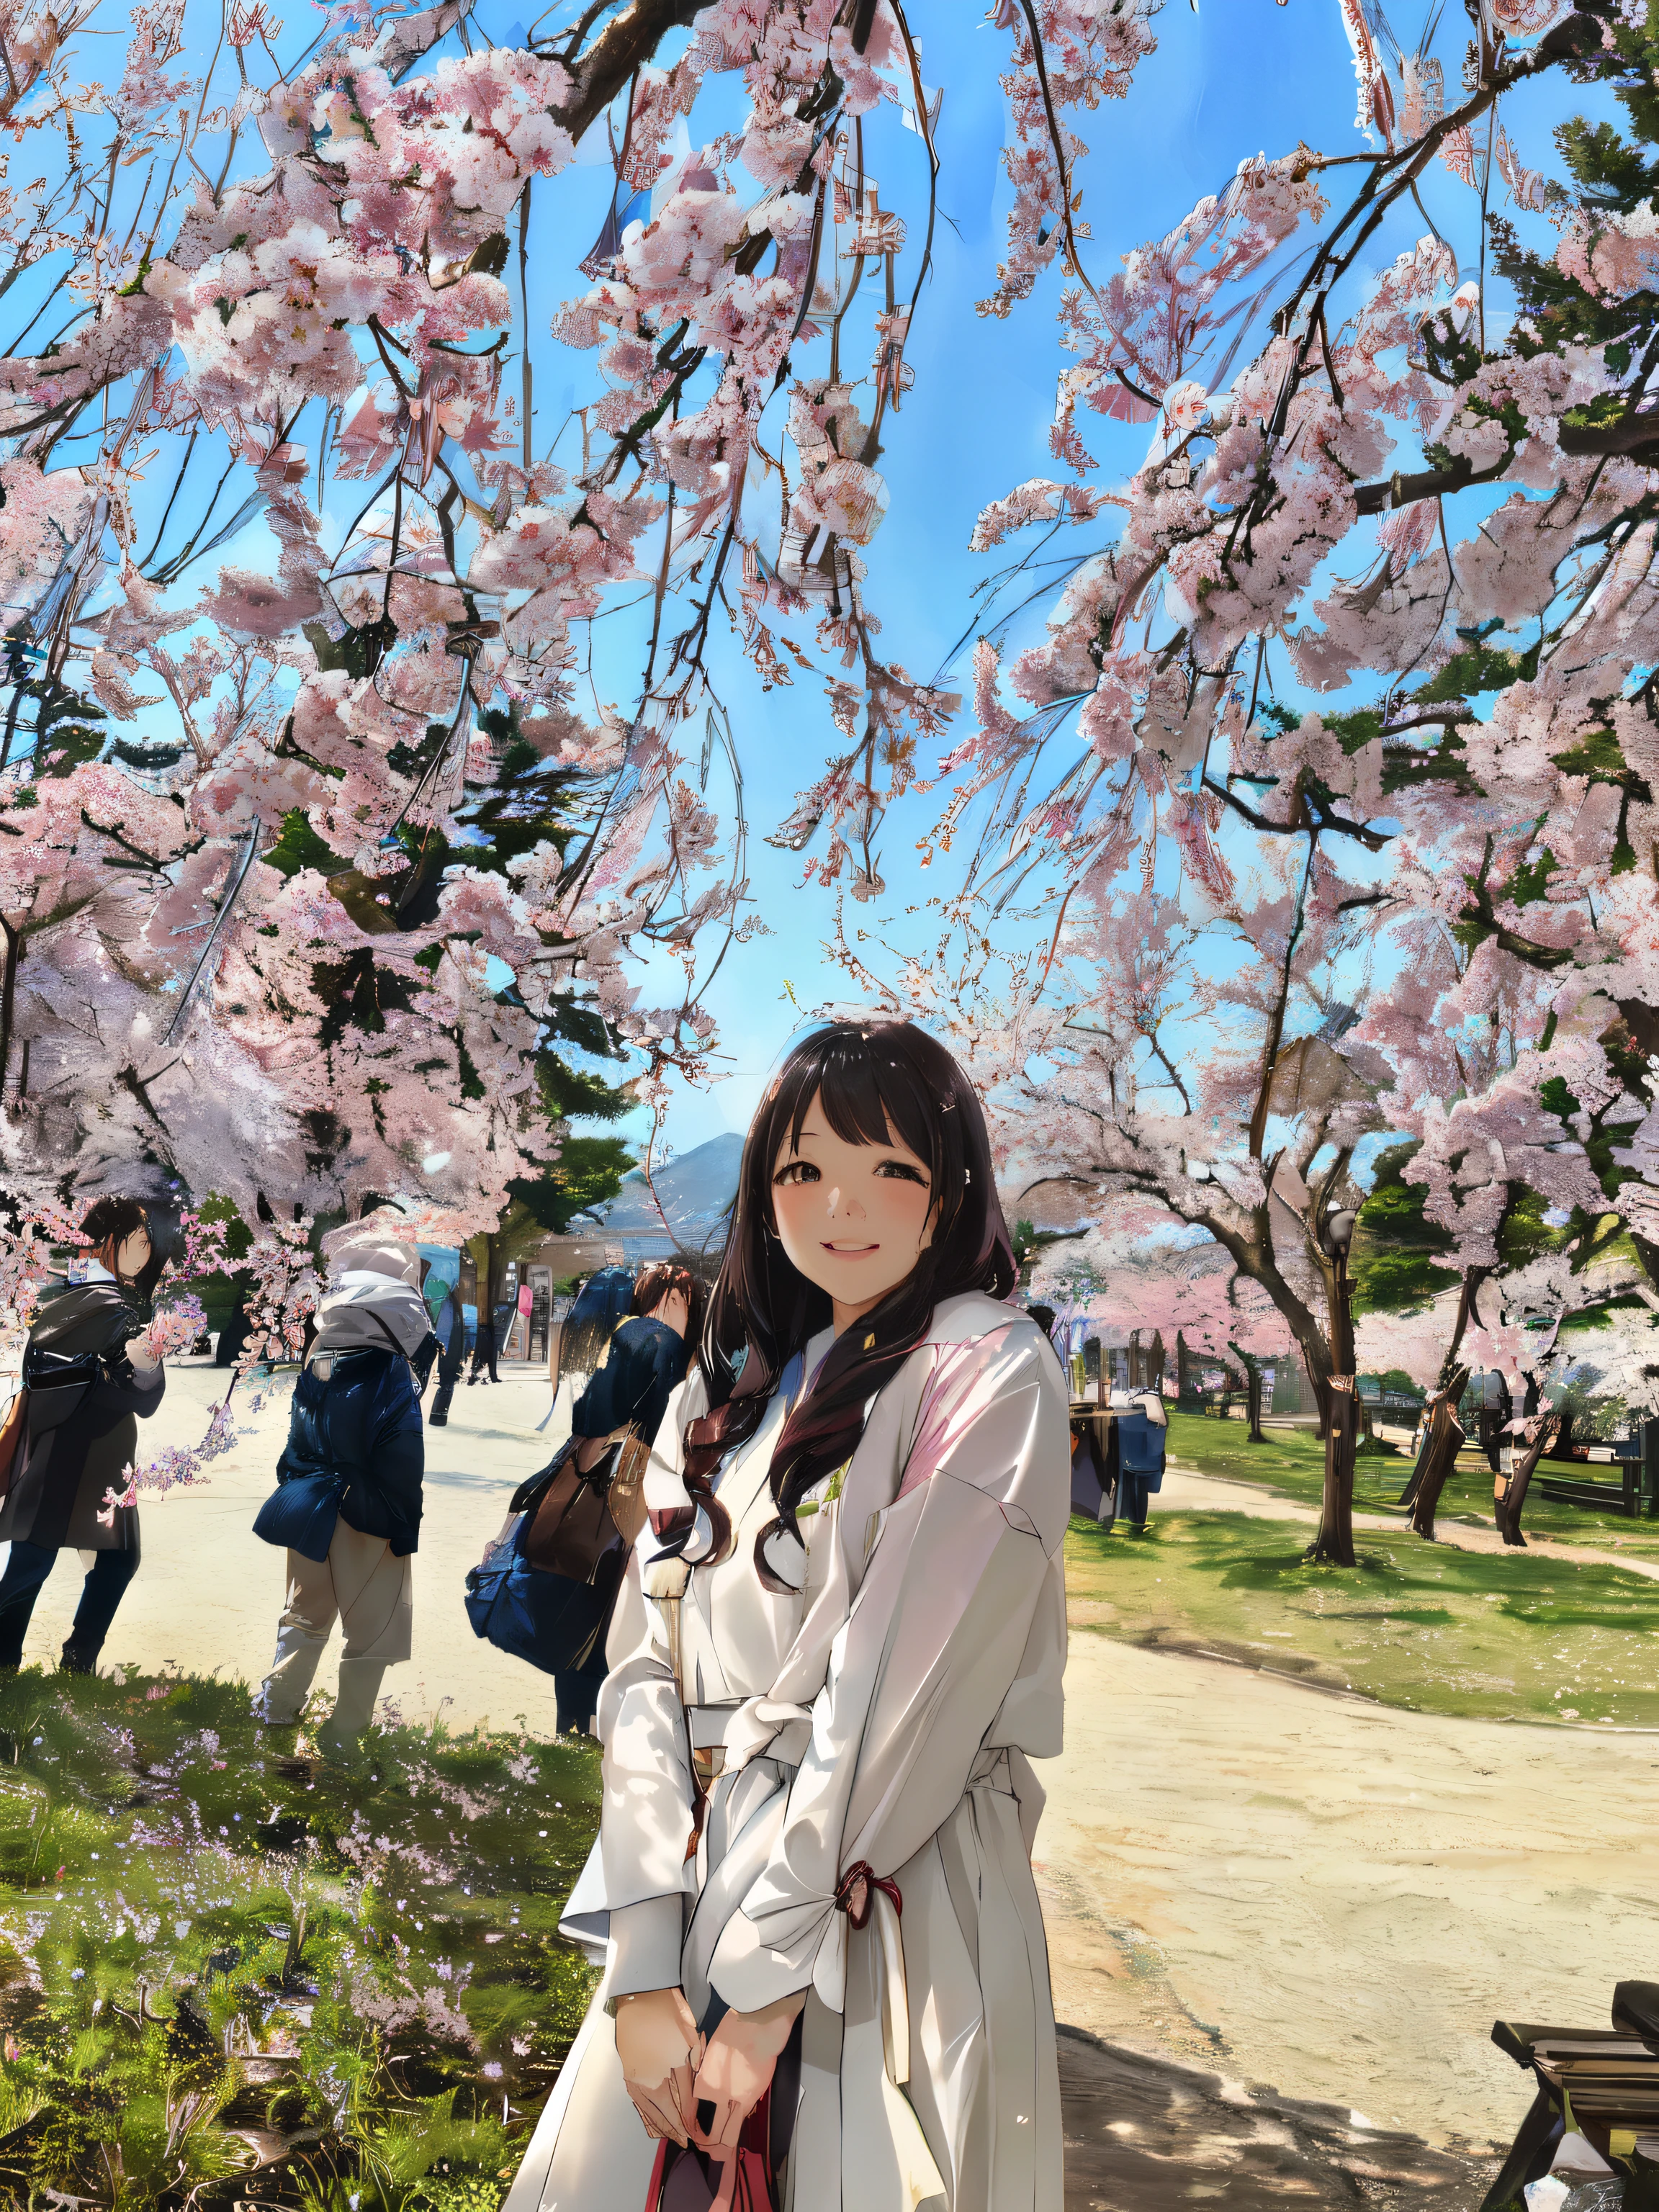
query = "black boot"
(59, 1645, 98, 1676)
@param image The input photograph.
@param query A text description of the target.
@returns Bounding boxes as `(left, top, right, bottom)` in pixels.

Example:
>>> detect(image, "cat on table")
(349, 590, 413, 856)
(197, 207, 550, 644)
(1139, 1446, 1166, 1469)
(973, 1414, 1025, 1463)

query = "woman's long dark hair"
(675, 1021, 1015, 1585)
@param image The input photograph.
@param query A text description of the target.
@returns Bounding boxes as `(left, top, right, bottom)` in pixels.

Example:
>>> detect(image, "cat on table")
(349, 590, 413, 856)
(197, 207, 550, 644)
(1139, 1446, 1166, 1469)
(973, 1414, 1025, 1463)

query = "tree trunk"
(1436, 1264, 1490, 1395)
(1403, 1378, 1470, 1539)
(1305, 1345, 1331, 1438)
(0, 917, 20, 1100)
(1228, 1336, 1268, 1442)
(1308, 1374, 1358, 1564)
(1167, 1192, 1342, 1452)
(1308, 1249, 1356, 1563)
(473, 1232, 500, 1380)
(1496, 1413, 1561, 1547)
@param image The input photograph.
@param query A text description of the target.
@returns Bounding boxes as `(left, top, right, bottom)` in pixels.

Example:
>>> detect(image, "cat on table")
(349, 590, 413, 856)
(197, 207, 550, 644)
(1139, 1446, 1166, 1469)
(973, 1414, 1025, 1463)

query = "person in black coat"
(215, 1292, 253, 1367)
(467, 1277, 504, 1385)
(554, 1262, 703, 1733)
(253, 1226, 436, 1752)
(0, 1196, 166, 1675)
(426, 1277, 465, 1427)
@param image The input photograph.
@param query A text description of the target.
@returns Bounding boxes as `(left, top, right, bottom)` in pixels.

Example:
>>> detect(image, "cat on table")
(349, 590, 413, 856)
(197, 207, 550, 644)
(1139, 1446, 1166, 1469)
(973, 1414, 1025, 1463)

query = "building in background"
(415, 1136, 742, 1372)
(498, 1237, 623, 1364)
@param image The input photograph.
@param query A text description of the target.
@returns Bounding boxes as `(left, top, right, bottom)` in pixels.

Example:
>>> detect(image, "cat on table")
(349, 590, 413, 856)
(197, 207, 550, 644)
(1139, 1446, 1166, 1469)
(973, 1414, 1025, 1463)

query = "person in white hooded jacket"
(252, 1225, 436, 1752)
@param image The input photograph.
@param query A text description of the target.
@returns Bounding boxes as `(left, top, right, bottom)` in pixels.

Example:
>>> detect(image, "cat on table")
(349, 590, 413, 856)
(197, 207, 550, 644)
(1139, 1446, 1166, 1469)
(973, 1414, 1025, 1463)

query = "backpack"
(463, 1431, 647, 1676)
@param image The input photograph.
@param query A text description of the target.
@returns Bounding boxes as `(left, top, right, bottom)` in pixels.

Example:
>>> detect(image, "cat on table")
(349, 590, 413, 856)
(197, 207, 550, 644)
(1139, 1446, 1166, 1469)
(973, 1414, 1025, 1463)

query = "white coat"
(505, 1291, 1071, 2212)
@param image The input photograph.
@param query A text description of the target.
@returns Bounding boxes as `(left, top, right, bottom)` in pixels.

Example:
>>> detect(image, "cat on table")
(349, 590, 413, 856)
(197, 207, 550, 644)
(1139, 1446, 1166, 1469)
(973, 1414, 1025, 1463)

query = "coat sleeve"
(86, 1359, 166, 1424)
(705, 1324, 1070, 2017)
(370, 1363, 425, 1555)
(593, 1374, 702, 1996)
(570, 1331, 636, 1438)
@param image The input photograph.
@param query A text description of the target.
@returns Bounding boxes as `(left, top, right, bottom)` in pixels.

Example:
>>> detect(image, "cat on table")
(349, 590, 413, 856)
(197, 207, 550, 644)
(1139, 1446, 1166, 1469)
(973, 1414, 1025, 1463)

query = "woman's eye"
(774, 1161, 820, 1184)
(874, 1160, 927, 1186)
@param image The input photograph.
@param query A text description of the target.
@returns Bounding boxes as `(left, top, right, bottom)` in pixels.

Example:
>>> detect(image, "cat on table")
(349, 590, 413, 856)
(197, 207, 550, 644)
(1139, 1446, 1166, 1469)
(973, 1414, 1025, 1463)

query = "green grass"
(1166, 1409, 1659, 1555)
(7, 1480, 1649, 2209)
(0, 1667, 602, 2212)
(1066, 1510, 1659, 1727)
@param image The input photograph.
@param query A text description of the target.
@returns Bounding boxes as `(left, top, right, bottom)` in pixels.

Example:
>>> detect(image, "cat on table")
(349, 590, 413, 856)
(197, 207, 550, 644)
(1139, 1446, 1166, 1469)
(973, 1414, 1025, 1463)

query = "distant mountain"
(596, 1131, 744, 1253)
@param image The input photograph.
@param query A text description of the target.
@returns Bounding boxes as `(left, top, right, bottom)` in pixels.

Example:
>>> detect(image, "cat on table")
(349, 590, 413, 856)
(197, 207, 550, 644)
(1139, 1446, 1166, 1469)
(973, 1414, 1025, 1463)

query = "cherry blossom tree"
(13, 0, 1659, 1554)
(814, 1, 1659, 1566)
(1034, 1219, 1294, 1431)
(0, 0, 1172, 1305)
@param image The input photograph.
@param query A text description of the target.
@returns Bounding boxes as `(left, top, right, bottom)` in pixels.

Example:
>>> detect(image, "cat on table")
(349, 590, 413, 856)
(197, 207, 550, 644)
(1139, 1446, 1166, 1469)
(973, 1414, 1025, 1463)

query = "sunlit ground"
(1164, 1408, 1659, 1555)
(0, 1406, 1649, 2202)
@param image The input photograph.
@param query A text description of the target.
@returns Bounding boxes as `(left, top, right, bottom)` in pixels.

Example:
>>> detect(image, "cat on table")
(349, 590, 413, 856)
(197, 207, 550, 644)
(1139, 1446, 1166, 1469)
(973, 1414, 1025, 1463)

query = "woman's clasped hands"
(616, 1985, 806, 2188)
(615, 1987, 703, 2147)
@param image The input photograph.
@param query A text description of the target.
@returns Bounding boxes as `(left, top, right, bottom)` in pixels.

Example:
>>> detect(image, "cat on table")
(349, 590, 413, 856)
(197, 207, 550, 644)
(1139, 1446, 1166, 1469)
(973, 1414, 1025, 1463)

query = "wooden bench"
(1483, 1985, 1659, 2208)
(1536, 1458, 1644, 1517)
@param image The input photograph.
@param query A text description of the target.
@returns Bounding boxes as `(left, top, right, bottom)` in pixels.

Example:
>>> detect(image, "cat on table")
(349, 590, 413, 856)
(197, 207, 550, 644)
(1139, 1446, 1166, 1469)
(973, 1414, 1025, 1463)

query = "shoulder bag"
(463, 1429, 649, 1676)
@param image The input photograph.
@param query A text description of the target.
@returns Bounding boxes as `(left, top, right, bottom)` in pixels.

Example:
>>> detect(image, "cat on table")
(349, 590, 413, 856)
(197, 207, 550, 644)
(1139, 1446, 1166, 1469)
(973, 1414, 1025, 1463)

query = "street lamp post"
(1309, 1205, 1358, 1568)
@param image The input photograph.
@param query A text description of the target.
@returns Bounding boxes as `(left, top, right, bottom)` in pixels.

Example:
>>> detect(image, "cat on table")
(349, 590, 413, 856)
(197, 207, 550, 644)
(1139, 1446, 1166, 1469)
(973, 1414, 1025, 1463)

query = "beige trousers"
(260, 1521, 412, 1725)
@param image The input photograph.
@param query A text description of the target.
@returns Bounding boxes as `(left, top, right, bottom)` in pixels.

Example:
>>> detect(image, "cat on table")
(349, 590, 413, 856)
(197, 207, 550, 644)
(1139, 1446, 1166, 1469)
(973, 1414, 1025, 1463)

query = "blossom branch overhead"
(0, 0, 1167, 1236)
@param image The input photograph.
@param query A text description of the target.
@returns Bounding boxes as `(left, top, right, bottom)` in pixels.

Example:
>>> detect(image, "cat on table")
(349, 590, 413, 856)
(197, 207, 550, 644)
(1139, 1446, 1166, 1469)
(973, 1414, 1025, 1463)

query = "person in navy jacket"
(554, 1262, 703, 1733)
(253, 1222, 436, 1752)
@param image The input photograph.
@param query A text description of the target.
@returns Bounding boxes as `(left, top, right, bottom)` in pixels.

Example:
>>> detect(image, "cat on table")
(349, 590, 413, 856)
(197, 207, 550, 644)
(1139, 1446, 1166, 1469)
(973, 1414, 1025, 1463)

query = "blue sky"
(580, 0, 1491, 1162)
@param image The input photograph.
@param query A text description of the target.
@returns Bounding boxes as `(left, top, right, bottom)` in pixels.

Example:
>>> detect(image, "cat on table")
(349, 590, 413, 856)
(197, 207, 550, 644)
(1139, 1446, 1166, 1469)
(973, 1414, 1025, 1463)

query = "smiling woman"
(505, 1020, 1073, 2212)
(771, 1107, 937, 1332)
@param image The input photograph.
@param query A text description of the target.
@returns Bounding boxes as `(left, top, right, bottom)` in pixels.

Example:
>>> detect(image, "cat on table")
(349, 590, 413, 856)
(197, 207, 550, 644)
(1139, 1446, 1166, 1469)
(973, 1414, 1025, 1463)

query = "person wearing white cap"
(251, 1223, 438, 1753)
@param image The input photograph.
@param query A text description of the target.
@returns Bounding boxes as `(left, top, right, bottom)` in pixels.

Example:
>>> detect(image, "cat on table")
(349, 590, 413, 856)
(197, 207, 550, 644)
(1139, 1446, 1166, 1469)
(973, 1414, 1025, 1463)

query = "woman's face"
(770, 1089, 935, 1326)
(112, 1225, 152, 1282)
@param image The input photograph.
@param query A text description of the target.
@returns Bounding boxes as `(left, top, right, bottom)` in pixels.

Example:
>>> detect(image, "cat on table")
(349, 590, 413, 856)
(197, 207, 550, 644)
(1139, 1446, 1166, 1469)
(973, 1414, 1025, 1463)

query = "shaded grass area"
(1066, 1509, 1659, 1727)
(1167, 1410, 1659, 1557)
(0, 1666, 601, 2212)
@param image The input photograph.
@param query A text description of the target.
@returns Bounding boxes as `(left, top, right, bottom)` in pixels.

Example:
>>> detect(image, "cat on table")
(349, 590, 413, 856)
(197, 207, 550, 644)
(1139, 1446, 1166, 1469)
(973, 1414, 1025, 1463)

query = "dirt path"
(1034, 1625, 1659, 2154)
(1161, 1458, 1659, 1581)
(26, 1368, 1649, 2170)
(1058, 2030, 1494, 2208)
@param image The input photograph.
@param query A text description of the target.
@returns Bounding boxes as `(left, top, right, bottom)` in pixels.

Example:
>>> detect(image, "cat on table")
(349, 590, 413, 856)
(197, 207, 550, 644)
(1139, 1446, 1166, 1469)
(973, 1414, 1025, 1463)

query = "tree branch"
(1204, 775, 1390, 852)
(555, 0, 709, 140)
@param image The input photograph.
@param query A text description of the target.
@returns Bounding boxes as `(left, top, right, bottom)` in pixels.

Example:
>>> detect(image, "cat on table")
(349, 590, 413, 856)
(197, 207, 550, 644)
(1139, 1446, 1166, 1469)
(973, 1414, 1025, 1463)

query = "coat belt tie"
(837, 1863, 909, 2086)
(835, 1861, 902, 1932)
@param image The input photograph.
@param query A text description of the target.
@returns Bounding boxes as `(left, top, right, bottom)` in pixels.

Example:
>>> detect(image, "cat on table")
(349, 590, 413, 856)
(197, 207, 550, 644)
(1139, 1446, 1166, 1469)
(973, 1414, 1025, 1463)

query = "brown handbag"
(521, 1431, 650, 1580)
(0, 1388, 27, 1501)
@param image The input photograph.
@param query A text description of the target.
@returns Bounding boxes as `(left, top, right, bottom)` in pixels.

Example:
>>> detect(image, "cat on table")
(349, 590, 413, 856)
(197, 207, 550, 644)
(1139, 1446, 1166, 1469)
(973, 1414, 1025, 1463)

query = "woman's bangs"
(797, 1032, 938, 1174)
